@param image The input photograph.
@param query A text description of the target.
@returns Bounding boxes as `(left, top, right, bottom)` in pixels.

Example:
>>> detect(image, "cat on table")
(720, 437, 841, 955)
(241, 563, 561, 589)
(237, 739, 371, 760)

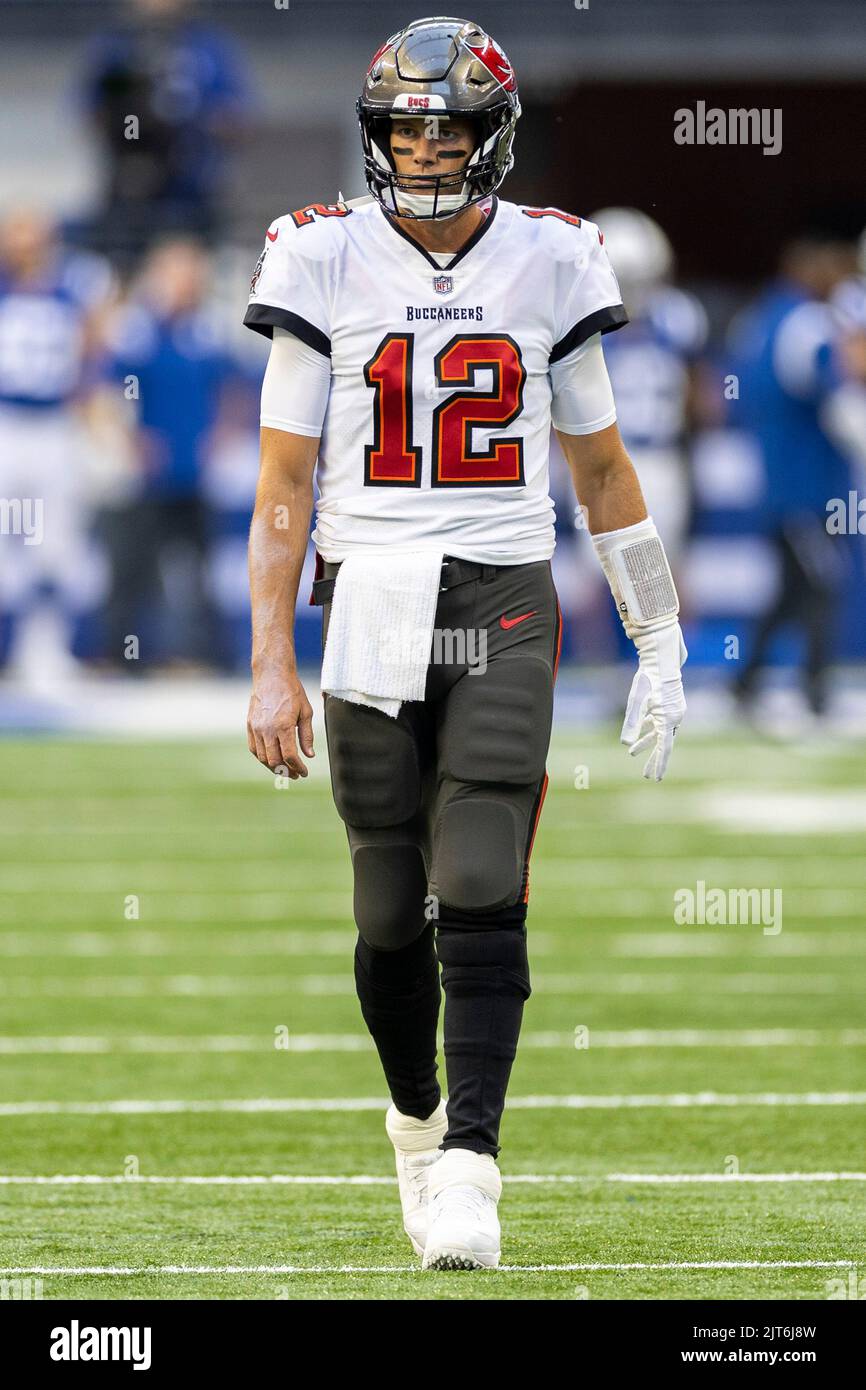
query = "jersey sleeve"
(243, 217, 332, 358)
(260, 327, 331, 437)
(550, 221, 628, 364)
(549, 333, 617, 436)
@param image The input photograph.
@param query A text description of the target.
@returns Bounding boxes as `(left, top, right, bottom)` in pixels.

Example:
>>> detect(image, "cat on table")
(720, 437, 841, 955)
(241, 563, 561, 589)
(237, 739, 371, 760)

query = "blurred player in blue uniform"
(78, 0, 252, 262)
(552, 208, 708, 668)
(200, 361, 265, 671)
(548, 209, 706, 664)
(590, 208, 708, 570)
(103, 236, 236, 668)
(728, 231, 857, 716)
(0, 209, 113, 681)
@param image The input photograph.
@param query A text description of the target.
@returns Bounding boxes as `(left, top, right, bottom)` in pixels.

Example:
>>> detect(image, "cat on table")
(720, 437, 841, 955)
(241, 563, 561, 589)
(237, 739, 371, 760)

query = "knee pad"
(430, 658, 552, 912)
(430, 789, 528, 912)
(325, 698, 421, 828)
(440, 657, 552, 786)
(436, 919, 531, 1001)
(352, 842, 430, 951)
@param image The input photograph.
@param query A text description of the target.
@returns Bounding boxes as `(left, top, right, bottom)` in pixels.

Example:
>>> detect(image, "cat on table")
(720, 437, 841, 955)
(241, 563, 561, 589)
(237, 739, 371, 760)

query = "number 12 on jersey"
(363, 332, 527, 487)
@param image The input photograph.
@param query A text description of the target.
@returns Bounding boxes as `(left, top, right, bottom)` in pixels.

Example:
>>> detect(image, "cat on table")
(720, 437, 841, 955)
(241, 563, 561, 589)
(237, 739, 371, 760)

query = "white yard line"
(0, 897, 353, 923)
(5, 928, 866, 960)
(604, 1172, 866, 1183)
(0, 972, 860, 998)
(0, 1035, 372, 1054)
(1, 1172, 864, 1186)
(4, 974, 865, 998)
(504, 1091, 866, 1109)
(524, 1028, 866, 1048)
(539, 859, 866, 884)
(0, 932, 354, 957)
(3, 858, 865, 889)
(612, 932, 866, 957)
(0, 1028, 864, 1053)
(0, 1260, 855, 1276)
(531, 973, 855, 995)
(5, 886, 865, 916)
(0, 932, 550, 958)
(1, 1091, 865, 1117)
(526, 898, 865, 919)
(0, 875, 353, 893)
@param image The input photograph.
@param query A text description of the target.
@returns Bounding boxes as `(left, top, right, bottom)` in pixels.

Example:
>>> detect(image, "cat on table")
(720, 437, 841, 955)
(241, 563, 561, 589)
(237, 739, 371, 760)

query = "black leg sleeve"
(354, 924, 442, 1122)
(435, 907, 531, 1158)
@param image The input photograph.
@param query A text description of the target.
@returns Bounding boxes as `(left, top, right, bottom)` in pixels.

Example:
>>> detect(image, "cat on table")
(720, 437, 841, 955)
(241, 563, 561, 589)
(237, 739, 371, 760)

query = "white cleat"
(385, 1100, 448, 1258)
(422, 1148, 502, 1271)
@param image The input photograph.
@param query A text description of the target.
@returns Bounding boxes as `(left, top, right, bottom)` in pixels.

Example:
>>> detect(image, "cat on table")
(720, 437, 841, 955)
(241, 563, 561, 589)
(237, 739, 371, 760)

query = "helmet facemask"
(359, 105, 517, 221)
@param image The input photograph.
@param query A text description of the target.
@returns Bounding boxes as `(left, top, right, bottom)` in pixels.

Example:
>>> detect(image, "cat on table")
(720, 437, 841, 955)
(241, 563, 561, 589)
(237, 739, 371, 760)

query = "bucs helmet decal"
(463, 36, 517, 93)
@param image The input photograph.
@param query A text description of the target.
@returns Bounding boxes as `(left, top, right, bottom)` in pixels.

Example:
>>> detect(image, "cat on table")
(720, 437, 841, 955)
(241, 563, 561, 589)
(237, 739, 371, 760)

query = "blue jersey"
(80, 22, 252, 203)
(0, 253, 109, 408)
(602, 286, 707, 449)
(728, 280, 849, 524)
(110, 305, 234, 498)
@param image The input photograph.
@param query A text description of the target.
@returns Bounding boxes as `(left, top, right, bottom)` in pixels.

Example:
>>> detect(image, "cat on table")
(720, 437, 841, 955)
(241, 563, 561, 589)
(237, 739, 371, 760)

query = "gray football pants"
(321, 558, 560, 929)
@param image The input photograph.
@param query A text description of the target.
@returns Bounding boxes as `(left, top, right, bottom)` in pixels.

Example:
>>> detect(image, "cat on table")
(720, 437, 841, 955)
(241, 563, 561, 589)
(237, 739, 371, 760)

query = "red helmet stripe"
(366, 38, 392, 74)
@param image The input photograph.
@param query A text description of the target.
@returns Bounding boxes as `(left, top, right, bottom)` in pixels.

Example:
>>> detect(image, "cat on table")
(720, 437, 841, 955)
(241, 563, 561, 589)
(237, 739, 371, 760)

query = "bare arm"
(555, 420, 647, 533)
(247, 425, 319, 778)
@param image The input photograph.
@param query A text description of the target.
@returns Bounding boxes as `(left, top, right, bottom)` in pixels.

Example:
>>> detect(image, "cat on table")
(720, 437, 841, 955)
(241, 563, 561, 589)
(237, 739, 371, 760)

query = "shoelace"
(403, 1152, 439, 1203)
(432, 1183, 492, 1219)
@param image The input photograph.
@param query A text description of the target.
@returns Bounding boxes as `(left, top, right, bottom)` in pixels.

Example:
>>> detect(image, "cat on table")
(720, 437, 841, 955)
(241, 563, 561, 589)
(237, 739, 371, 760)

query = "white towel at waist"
(320, 550, 444, 718)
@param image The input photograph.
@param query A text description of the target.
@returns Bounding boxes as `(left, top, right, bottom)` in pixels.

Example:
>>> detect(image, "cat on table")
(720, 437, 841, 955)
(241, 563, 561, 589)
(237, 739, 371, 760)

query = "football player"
(244, 17, 687, 1270)
(727, 230, 856, 718)
(588, 207, 708, 568)
(0, 209, 112, 681)
(101, 237, 234, 669)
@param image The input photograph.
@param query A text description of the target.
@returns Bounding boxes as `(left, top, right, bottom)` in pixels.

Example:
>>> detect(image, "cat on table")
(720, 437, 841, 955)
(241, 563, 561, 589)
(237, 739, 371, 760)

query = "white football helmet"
(589, 207, 674, 315)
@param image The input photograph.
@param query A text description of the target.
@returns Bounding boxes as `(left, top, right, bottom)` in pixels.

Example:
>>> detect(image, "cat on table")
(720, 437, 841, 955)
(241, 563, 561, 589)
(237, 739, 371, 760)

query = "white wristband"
(591, 516, 679, 638)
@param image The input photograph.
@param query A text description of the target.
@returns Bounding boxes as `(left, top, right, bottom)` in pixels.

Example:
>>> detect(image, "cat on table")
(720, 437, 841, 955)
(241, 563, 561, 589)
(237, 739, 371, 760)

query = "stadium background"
(1, 0, 865, 1302)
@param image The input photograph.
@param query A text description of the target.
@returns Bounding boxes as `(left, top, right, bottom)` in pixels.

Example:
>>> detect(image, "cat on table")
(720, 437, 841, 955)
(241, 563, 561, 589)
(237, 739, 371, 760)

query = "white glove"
(621, 622, 687, 781)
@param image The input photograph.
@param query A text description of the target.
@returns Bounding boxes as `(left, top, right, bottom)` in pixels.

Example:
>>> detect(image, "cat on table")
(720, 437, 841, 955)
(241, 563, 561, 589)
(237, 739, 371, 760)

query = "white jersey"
(245, 195, 626, 565)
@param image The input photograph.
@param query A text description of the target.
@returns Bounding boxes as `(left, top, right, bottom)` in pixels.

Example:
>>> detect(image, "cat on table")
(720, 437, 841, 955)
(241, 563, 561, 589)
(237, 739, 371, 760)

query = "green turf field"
(1, 726, 865, 1300)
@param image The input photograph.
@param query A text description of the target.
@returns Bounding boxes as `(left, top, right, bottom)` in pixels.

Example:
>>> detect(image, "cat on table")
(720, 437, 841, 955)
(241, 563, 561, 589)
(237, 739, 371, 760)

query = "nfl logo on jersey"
(433, 274, 453, 295)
